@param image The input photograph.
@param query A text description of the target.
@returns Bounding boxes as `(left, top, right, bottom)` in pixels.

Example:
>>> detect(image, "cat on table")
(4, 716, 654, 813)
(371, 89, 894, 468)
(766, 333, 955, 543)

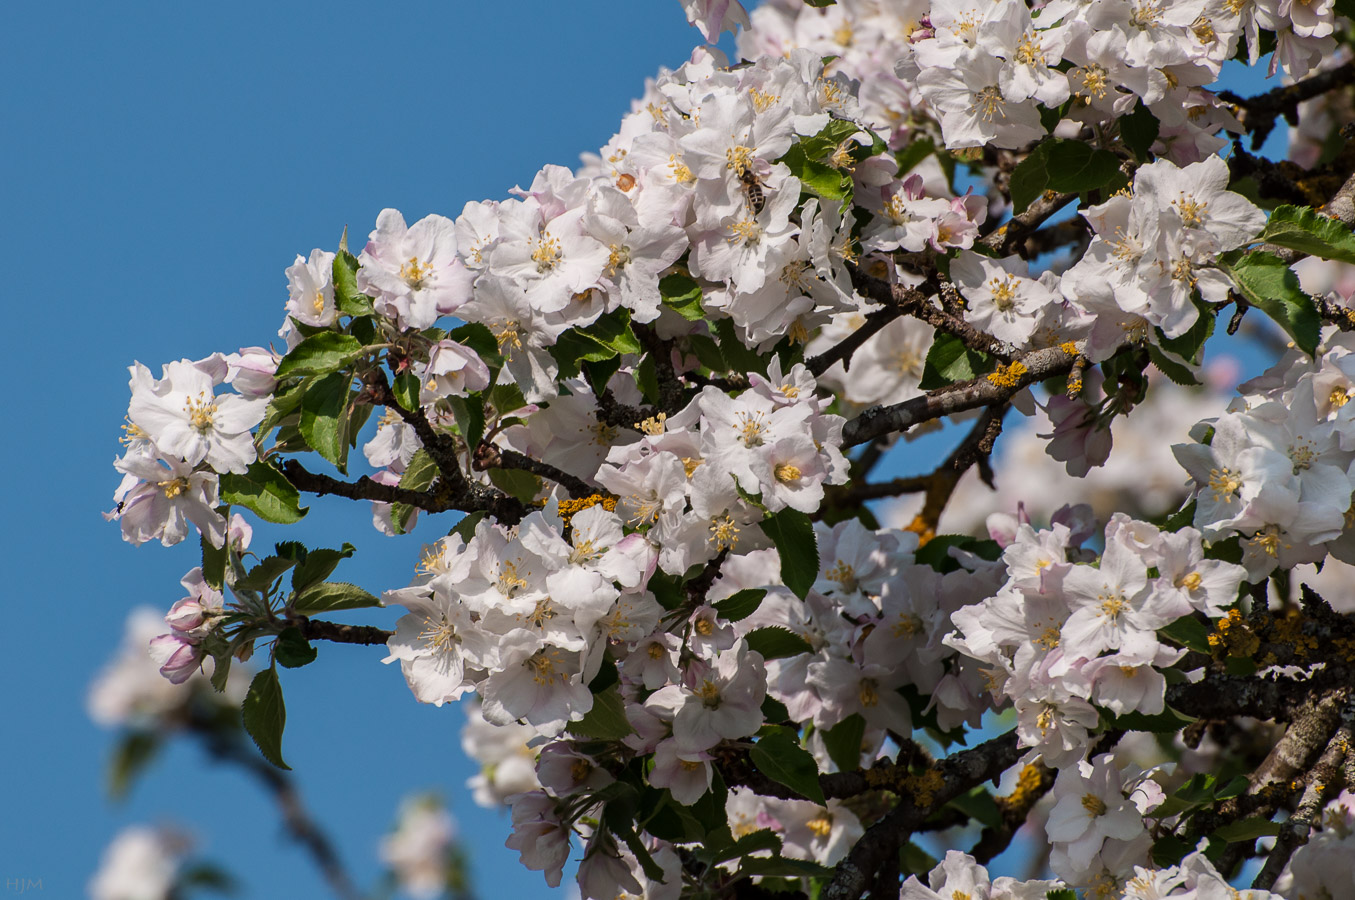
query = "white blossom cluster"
(948, 511, 1246, 764)
(740, 0, 1337, 159)
(1174, 331, 1355, 581)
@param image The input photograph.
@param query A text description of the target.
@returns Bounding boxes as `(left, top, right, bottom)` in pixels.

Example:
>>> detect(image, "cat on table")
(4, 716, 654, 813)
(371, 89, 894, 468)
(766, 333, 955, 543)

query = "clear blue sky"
(2, 3, 722, 897)
(1, 3, 1289, 898)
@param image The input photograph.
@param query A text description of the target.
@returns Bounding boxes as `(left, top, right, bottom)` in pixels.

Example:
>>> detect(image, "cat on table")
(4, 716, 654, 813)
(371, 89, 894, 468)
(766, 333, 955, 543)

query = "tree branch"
(978, 191, 1078, 257)
(1219, 60, 1355, 150)
(281, 459, 530, 525)
(296, 618, 393, 645)
(472, 445, 596, 499)
(841, 344, 1081, 448)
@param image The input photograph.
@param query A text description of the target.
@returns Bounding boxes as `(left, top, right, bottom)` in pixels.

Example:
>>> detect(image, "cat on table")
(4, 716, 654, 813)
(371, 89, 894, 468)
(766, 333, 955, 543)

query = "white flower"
(357, 208, 474, 330)
(127, 360, 267, 474)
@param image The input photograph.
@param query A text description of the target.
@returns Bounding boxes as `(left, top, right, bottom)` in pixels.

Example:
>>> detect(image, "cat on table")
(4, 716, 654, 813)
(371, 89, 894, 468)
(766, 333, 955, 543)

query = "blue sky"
(1, 3, 1293, 898)
(2, 3, 718, 897)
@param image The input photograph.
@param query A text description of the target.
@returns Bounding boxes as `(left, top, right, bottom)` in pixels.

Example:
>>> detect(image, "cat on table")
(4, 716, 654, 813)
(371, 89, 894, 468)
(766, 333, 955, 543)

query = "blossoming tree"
(98, 0, 1355, 897)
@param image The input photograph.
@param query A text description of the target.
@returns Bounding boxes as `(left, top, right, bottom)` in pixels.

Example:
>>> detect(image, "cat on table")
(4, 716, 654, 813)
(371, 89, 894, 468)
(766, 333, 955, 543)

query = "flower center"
(399, 257, 433, 289)
(1081, 793, 1108, 816)
(774, 463, 802, 484)
(184, 392, 218, 433)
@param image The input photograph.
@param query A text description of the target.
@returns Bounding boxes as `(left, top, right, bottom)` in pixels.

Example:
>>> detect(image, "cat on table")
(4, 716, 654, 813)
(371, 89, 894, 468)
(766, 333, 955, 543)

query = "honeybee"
(738, 166, 766, 215)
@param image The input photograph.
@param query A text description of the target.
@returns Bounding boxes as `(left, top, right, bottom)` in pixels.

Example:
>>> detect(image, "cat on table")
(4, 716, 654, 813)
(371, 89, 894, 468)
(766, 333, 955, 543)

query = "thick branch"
(841, 344, 1081, 447)
(978, 191, 1077, 257)
(1252, 709, 1353, 891)
(473, 446, 595, 499)
(1220, 60, 1355, 150)
(297, 618, 393, 645)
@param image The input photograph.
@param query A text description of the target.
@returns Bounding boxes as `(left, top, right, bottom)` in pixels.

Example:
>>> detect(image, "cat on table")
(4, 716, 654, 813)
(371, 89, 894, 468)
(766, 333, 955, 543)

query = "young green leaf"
(274, 332, 364, 378)
(220, 461, 308, 524)
(1259, 204, 1355, 265)
(743, 627, 814, 660)
(760, 508, 819, 599)
(242, 667, 290, 770)
(299, 372, 350, 469)
(748, 729, 825, 805)
(713, 588, 768, 622)
(1223, 251, 1320, 357)
(290, 581, 380, 614)
(569, 686, 633, 741)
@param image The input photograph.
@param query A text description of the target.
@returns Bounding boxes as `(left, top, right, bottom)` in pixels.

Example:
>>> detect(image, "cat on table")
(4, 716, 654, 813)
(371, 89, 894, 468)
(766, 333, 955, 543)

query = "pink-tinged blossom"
(379, 796, 457, 900)
(504, 791, 571, 888)
(648, 738, 714, 804)
(108, 452, 226, 548)
(680, 0, 750, 43)
(419, 339, 491, 404)
(357, 208, 473, 330)
(148, 633, 204, 684)
(383, 584, 495, 707)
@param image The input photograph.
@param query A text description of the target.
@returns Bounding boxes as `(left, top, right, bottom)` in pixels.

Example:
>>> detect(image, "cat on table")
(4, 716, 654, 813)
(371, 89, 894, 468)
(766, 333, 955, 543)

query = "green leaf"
(1009, 141, 1054, 214)
(391, 448, 438, 535)
(586, 308, 642, 355)
(1046, 890, 1078, 900)
(1109, 706, 1196, 733)
(274, 332, 364, 378)
(236, 554, 299, 593)
(332, 249, 373, 318)
(736, 856, 835, 879)
(920, 333, 989, 390)
(1151, 834, 1192, 868)
(450, 511, 486, 544)
(647, 570, 685, 610)
(1223, 251, 1320, 357)
(821, 714, 866, 773)
(688, 332, 727, 373)
(900, 841, 939, 877)
(744, 627, 814, 660)
(299, 372, 350, 469)
(450, 322, 502, 367)
(290, 543, 355, 593)
(569, 686, 633, 741)
(274, 627, 318, 668)
(803, 0, 836, 7)
(220, 461, 307, 524)
(947, 787, 1004, 829)
(259, 378, 309, 434)
(894, 136, 935, 176)
(781, 142, 852, 200)
(760, 508, 819, 600)
(713, 588, 767, 623)
(447, 396, 486, 450)
(1160, 615, 1212, 653)
(796, 117, 863, 160)
(108, 732, 160, 800)
(393, 370, 420, 412)
(1213, 817, 1282, 842)
(201, 531, 227, 591)
(290, 581, 380, 614)
(1119, 102, 1160, 161)
(660, 272, 705, 320)
(1215, 775, 1249, 800)
(749, 729, 825, 805)
(242, 667, 290, 770)
(713, 829, 783, 863)
(1045, 140, 1125, 196)
(488, 467, 541, 503)
(1009, 140, 1123, 213)
(1260, 204, 1355, 265)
